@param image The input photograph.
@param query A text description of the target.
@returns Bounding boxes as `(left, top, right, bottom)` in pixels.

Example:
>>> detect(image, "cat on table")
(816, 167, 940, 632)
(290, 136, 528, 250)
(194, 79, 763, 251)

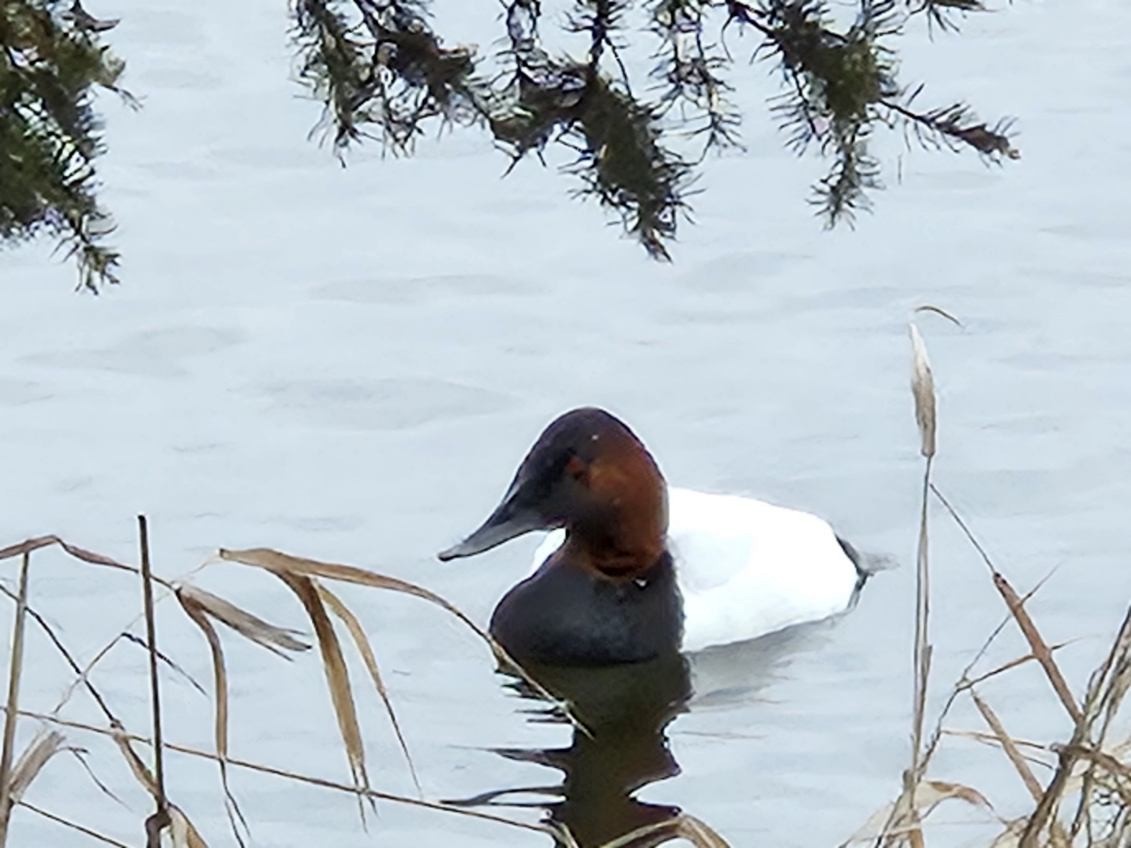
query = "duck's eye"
(564, 453, 588, 482)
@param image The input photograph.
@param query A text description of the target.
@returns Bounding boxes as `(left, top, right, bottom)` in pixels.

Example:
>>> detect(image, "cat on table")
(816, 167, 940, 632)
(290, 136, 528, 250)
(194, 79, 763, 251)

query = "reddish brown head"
(437, 407, 669, 579)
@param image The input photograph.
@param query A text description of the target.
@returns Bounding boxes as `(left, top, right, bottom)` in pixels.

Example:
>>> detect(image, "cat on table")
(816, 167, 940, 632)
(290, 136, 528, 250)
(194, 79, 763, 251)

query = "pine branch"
(0, 0, 131, 292)
(905, 0, 989, 34)
(883, 90, 1018, 159)
(3, 0, 1024, 278)
(652, 0, 743, 159)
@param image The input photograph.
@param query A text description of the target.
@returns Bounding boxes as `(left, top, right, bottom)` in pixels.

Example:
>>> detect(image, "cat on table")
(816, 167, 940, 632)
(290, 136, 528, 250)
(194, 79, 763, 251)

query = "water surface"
(3, 1, 1131, 845)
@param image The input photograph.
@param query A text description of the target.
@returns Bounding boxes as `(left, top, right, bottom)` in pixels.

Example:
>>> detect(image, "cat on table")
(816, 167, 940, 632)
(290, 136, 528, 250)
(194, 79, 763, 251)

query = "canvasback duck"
(438, 407, 867, 665)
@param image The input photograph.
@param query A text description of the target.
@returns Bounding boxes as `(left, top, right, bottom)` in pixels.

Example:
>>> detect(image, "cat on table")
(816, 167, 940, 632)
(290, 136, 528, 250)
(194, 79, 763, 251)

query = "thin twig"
(20, 802, 130, 848)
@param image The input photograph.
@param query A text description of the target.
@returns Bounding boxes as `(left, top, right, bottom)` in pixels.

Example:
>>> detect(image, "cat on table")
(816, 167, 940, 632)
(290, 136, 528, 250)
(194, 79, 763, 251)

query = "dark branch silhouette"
(2, 0, 1019, 289)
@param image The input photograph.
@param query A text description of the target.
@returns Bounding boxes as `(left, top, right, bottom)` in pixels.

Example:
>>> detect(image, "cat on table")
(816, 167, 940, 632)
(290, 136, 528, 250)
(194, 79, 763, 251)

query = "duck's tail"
(836, 534, 895, 598)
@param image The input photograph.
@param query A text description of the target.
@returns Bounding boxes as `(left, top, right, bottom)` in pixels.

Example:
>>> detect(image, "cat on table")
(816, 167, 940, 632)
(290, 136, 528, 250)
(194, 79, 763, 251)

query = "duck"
(437, 407, 868, 666)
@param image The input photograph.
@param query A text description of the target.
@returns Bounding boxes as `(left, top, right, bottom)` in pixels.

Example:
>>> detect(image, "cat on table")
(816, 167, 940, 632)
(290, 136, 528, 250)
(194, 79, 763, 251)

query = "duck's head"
(438, 407, 669, 576)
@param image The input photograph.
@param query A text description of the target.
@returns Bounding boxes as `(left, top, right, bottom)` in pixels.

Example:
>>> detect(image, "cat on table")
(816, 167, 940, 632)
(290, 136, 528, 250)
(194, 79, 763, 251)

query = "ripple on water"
(313, 273, 544, 305)
(20, 325, 247, 378)
(252, 376, 515, 430)
(0, 377, 51, 406)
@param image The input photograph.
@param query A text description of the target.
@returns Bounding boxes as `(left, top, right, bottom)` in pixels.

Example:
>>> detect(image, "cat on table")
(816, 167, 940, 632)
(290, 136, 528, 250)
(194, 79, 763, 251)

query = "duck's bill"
(437, 498, 546, 561)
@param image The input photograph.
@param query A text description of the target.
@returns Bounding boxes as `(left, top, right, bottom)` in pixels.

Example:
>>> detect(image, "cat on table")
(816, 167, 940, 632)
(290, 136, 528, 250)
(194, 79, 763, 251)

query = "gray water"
(3, 1, 1131, 845)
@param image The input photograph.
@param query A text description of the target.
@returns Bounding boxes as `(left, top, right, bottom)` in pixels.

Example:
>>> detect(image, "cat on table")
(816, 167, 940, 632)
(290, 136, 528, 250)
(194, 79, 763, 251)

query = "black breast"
(488, 553, 684, 666)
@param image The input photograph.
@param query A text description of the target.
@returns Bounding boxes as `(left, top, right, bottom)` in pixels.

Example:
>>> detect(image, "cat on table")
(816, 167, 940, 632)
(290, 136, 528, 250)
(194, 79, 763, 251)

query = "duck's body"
(439, 407, 868, 666)
(530, 487, 863, 654)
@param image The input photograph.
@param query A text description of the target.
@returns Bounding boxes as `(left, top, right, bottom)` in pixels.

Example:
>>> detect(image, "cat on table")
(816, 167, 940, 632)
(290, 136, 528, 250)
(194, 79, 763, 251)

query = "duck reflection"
(451, 651, 693, 846)
(444, 620, 840, 845)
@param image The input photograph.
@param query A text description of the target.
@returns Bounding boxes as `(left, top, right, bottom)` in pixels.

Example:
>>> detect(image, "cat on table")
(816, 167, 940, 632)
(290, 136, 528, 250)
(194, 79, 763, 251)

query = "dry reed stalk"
(1070, 606, 1131, 840)
(0, 552, 30, 847)
(138, 516, 171, 847)
(874, 314, 944, 847)
(991, 573, 1081, 725)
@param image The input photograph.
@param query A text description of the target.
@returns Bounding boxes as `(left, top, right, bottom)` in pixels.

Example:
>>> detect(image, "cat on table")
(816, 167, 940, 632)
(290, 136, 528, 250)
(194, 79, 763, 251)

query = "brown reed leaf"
(0, 536, 137, 577)
(175, 589, 249, 846)
(110, 721, 158, 797)
(992, 572, 1082, 724)
(316, 582, 421, 795)
(277, 573, 372, 822)
(175, 584, 309, 658)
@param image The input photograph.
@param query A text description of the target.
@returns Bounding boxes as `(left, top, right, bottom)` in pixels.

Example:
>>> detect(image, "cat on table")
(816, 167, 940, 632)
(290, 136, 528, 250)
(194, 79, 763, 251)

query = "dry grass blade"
(175, 589, 249, 847)
(971, 690, 1044, 802)
(0, 552, 30, 846)
(109, 727, 211, 847)
(595, 812, 731, 847)
(316, 582, 422, 795)
(991, 572, 1081, 724)
(175, 584, 309, 658)
(110, 721, 159, 796)
(218, 547, 588, 734)
(6, 731, 64, 804)
(277, 573, 372, 821)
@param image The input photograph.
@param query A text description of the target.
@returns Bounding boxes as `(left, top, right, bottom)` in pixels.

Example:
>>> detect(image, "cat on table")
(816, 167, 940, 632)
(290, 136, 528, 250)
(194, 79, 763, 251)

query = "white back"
(529, 486, 860, 652)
